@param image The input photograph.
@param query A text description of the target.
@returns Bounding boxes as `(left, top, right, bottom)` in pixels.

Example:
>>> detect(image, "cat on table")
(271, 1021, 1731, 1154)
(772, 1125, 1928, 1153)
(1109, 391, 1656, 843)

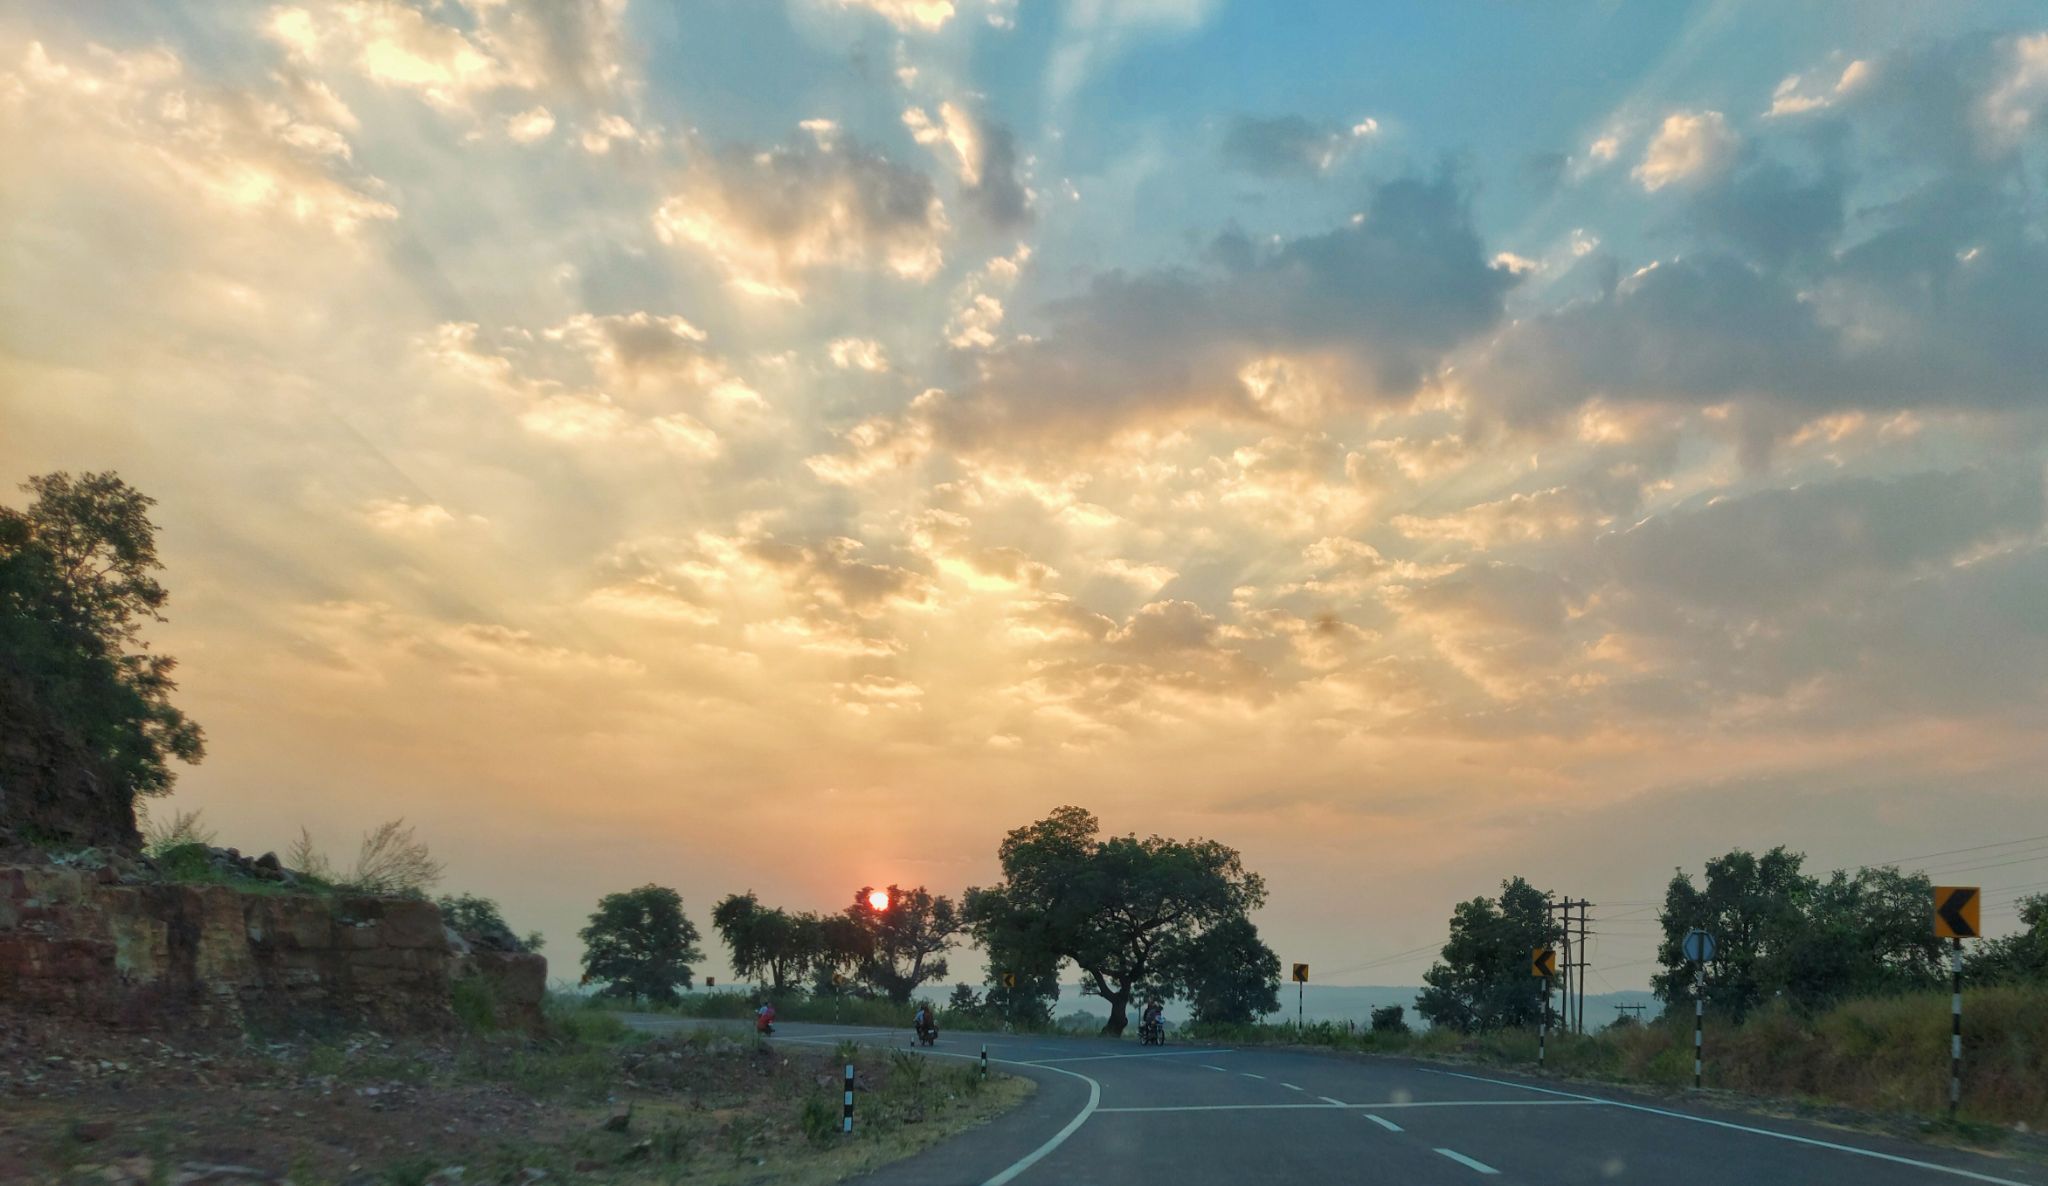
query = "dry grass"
(1195, 985, 2048, 1128)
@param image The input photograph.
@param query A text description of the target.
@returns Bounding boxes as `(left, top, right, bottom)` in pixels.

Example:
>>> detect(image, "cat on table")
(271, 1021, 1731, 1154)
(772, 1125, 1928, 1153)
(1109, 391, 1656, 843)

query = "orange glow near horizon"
(867, 888, 891, 912)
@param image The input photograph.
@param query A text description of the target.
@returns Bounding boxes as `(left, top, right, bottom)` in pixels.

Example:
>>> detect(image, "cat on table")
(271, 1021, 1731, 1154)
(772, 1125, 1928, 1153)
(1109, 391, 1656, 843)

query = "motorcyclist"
(755, 1000, 776, 1035)
(913, 1001, 936, 1042)
(1140, 999, 1164, 1042)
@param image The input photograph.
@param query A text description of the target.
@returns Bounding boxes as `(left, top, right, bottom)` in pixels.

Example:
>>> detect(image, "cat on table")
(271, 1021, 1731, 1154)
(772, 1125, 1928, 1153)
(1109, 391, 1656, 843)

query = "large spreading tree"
(965, 806, 1271, 1035)
(580, 885, 703, 1005)
(0, 472, 204, 846)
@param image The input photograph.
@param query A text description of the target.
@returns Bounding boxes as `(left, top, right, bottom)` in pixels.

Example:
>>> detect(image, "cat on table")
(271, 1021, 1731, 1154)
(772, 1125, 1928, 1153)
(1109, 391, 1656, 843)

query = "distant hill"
(1047, 984, 1664, 1031)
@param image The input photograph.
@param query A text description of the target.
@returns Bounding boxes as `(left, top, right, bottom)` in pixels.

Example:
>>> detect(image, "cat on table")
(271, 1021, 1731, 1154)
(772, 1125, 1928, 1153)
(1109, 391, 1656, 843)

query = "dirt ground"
(0, 1010, 1031, 1186)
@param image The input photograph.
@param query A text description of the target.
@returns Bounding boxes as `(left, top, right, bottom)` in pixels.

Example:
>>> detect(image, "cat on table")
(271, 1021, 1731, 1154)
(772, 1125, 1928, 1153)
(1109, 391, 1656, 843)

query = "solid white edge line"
(1421, 1069, 2033, 1186)
(1029, 1048, 1234, 1064)
(1364, 1113, 1403, 1132)
(1433, 1148, 1500, 1175)
(1092, 1100, 1600, 1114)
(981, 1065, 1100, 1186)
(764, 1033, 1103, 1186)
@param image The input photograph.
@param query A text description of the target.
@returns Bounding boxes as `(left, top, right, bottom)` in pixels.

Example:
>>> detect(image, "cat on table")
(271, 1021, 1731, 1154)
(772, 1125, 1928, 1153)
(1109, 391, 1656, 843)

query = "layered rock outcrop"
(0, 863, 544, 1032)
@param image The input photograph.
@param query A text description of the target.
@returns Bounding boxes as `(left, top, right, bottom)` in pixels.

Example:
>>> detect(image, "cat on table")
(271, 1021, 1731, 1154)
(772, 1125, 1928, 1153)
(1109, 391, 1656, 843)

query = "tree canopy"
(0, 472, 203, 844)
(1652, 849, 1947, 1016)
(965, 805, 1270, 1034)
(579, 885, 703, 1004)
(846, 883, 960, 1003)
(1415, 876, 1557, 1033)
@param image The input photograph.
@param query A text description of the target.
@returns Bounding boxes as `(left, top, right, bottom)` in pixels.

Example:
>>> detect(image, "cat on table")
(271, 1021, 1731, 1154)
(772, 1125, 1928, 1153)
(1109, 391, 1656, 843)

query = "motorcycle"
(1139, 1019, 1164, 1046)
(914, 1021, 938, 1047)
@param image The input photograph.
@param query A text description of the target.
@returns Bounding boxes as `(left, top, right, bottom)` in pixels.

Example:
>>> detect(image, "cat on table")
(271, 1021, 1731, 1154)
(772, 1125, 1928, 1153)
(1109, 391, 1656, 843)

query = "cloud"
(506, 105, 556, 143)
(828, 337, 890, 372)
(264, 0, 630, 113)
(1219, 114, 1377, 178)
(1599, 468, 2044, 614)
(829, 0, 958, 32)
(654, 130, 949, 297)
(1633, 110, 1738, 191)
(938, 173, 1516, 444)
(6, 39, 396, 236)
(904, 102, 1033, 228)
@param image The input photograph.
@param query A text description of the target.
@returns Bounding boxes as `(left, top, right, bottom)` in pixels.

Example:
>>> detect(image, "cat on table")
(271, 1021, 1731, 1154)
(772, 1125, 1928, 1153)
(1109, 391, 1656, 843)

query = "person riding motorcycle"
(912, 1002, 937, 1044)
(1140, 999, 1164, 1044)
(755, 1000, 776, 1036)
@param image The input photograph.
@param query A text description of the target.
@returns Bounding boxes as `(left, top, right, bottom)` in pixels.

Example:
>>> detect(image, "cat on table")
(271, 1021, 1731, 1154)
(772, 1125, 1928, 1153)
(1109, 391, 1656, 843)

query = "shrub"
(140, 808, 215, 858)
(1371, 1005, 1410, 1034)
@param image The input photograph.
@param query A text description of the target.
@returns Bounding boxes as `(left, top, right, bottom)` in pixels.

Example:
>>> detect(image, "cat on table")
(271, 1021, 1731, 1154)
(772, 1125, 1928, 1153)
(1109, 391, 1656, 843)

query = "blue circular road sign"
(1682, 929, 1716, 963)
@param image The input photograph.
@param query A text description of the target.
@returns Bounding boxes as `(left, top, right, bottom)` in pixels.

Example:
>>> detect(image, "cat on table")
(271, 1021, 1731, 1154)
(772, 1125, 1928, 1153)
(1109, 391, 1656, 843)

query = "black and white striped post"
(842, 1062, 855, 1135)
(1693, 981, 1704, 1090)
(1950, 938, 1963, 1120)
(1538, 976, 1549, 1069)
(980, 1043, 988, 1081)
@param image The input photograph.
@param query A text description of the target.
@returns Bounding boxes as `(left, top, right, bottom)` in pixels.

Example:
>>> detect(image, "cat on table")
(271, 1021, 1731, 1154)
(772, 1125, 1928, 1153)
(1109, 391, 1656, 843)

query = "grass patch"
(1191, 985, 2048, 1129)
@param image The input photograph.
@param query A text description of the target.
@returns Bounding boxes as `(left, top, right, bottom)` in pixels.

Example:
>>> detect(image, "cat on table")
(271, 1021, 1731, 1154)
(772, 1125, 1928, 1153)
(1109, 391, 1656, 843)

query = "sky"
(4, 0, 2048, 993)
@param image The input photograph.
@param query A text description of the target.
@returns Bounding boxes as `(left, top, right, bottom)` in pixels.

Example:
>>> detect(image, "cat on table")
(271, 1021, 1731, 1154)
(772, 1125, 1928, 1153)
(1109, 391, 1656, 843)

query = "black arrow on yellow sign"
(1002, 971, 1018, 988)
(1531, 946, 1557, 978)
(1935, 886, 1981, 939)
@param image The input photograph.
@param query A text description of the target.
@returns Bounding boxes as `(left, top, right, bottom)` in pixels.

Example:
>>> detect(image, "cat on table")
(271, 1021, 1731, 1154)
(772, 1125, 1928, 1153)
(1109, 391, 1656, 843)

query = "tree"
(1775, 866, 1944, 1004)
(1370, 1005, 1409, 1034)
(712, 892, 821, 994)
(1652, 847, 1815, 1018)
(1967, 894, 2048, 984)
(1, 472, 204, 845)
(438, 892, 539, 953)
(1167, 916, 1281, 1026)
(947, 983, 983, 1016)
(580, 885, 703, 1004)
(1416, 877, 1558, 1033)
(846, 884, 960, 1003)
(965, 806, 1268, 1036)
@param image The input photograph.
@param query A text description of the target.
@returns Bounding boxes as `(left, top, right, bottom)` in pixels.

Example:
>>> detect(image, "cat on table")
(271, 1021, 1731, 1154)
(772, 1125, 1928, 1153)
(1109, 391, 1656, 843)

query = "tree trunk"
(1102, 985, 1132, 1036)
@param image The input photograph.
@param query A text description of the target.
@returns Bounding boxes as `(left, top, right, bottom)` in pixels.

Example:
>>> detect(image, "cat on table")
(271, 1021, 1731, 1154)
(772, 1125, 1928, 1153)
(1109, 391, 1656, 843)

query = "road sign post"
(1530, 947, 1556, 1069)
(1292, 963, 1309, 1028)
(1934, 887, 1979, 1119)
(1682, 929, 1714, 1090)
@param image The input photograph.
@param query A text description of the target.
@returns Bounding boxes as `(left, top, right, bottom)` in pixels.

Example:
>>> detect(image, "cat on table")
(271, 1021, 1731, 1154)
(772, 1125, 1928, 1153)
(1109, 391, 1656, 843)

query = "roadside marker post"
(1934, 886, 1979, 1119)
(1292, 963, 1309, 1029)
(1682, 929, 1715, 1090)
(981, 1043, 989, 1081)
(1531, 946, 1555, 1070)
(842, 1062, 855, 1134)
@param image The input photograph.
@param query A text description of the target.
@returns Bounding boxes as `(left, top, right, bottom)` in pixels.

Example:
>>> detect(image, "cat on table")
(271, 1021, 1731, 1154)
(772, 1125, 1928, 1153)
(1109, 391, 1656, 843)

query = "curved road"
(625, 1018, 2044, 1186)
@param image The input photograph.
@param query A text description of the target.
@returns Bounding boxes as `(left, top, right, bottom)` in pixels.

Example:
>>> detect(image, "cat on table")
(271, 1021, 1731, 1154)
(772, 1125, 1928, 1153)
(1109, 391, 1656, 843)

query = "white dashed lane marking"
(1434, 1149, 1500, 1175)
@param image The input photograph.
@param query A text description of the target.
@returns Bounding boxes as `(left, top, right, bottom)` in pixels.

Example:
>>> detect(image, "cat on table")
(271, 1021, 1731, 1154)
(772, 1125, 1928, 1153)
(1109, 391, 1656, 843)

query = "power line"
(1871, 832, 2048, 867)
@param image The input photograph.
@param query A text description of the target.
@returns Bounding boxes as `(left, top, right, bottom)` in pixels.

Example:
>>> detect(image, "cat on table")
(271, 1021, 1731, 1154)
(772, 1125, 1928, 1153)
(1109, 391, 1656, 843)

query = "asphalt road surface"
(624, 1018, 2044, 1186)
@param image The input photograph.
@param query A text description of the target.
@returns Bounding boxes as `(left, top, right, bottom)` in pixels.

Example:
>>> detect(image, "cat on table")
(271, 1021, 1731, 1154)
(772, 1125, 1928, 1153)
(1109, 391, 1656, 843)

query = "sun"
(867, 888, 891, 912)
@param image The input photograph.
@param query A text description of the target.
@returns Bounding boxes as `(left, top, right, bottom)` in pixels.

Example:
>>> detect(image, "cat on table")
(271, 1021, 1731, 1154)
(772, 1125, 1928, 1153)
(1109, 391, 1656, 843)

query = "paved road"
(624, 1018, 2044, 1186)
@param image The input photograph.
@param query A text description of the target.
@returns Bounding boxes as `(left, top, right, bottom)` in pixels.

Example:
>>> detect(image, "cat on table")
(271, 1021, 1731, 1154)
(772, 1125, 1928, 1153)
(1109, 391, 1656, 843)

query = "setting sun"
(867, 888, 891, 912)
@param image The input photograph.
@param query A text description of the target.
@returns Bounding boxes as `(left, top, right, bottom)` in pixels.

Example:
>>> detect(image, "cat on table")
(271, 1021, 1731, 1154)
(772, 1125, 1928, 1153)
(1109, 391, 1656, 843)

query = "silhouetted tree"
(965, 806, 1268, 1036)
(1416, 876, 1558, 1033)
(1168, 915, 1281, 1025)
(1, 472, 204, 844)
(847, 884, 960, 1002)
(580, 885, 702, 1004)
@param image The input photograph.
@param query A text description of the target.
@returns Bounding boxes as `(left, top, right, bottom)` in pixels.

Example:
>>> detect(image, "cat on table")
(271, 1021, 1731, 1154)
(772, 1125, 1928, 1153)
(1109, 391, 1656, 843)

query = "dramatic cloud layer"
(5, 1, 2047, 984)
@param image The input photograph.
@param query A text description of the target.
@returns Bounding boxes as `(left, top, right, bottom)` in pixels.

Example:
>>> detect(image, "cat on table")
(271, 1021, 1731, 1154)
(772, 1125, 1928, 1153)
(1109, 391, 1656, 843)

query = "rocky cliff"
(0, 862, 544, 1032)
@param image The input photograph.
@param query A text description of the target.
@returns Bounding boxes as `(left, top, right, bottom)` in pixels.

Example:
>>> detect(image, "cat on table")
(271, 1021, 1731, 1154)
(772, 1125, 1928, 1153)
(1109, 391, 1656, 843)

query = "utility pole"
(1546, 897, 1596, 1034)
